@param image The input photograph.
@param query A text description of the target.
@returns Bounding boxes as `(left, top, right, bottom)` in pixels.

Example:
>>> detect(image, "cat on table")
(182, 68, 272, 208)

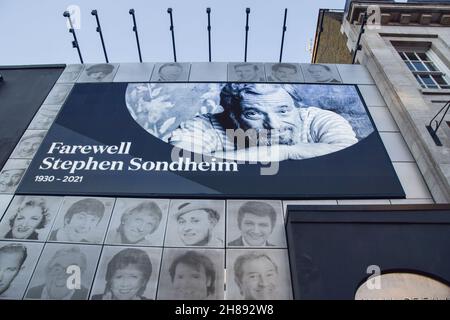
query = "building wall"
(341, 8, 450, 203)
(313, 11, 353, 64)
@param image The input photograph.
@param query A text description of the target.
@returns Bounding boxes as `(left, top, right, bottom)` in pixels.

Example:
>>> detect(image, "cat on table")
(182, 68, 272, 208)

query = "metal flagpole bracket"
(91, 9, 109, 63)
(63, 11, 84, 63)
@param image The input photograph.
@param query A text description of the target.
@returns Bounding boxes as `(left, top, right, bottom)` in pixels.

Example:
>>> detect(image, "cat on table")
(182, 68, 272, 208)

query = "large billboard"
(17, 82, 404, 199)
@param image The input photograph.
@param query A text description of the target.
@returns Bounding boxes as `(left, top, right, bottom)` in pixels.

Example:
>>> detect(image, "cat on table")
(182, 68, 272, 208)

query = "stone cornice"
(348, 1, 450, 26)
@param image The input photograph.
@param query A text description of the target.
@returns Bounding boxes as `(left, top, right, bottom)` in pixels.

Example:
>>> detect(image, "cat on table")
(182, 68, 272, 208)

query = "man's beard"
(256, 127, 297, 146)
(238, 127, 298, 147)
(228, 114, 299, 148)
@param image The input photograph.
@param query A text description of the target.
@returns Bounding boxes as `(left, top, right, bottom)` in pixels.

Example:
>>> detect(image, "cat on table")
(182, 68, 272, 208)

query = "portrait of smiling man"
(165, 200, 225, 248)
(228, 200, 286, 247)
(228, 249, 292, 300)
(169, 83, 357, 162)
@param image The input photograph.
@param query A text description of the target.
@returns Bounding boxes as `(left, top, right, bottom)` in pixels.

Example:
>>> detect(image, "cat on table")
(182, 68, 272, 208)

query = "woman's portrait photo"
(105, 198, 169, 246)
(90, 246, 162, 300)
(164, 200, 225, 248)
(0, 196, 62, 241)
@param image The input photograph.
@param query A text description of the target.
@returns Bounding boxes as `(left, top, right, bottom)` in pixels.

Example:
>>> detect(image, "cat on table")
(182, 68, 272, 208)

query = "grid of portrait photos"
(0, 62, 354, 300)
(0, 196, 292, 300)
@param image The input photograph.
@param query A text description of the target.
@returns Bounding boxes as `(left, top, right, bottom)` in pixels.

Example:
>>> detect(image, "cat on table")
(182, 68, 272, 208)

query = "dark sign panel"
(0, 65, 64, 169)
(17, 82, 404, 199)
(286, 205, 450, 300)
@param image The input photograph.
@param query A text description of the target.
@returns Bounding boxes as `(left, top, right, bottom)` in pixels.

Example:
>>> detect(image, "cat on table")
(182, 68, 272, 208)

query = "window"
(398, 50, 450, 90)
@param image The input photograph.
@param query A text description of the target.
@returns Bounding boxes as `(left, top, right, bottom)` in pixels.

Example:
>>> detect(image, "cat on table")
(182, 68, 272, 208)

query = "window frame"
(398, 49, 450, 90)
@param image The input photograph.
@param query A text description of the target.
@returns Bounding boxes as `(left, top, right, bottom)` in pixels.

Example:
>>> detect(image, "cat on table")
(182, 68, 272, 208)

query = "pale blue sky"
(0, 0, 346, 65)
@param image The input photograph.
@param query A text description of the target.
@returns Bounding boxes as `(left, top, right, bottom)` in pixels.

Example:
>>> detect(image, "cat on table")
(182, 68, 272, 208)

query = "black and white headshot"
(10, 130, 46, 159)
(227, 200, 286, 248)
(0, 159, 30, 194)
(78, 63, 118, 82)
(150, 62, 190, 82)
(28, 105, 60, 130)
(25, 243, 101, 300)
(168, 83, 361, 161)
(48, 197, 114, 244)
(114, 63, 155, 82)
(0, 196, 62, 241)
(228, 63, 265, 82)
(126, 83, 373, 163)
(0, 242, 43, 299)
(90, 246, 162, 300)
(57, 64, 84, 83)
(157, 248, 224, 300)
(105, 198, 169, 246)
(164, 200, 225, 248)
(226, 249, 292, 300)
(266, 63, 303, 82)
(302, 64, 342, 83)
(43, 84, 72, 105)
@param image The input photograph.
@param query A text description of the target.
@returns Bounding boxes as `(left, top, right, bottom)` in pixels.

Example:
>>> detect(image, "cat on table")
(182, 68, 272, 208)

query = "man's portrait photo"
(78, 63, 118, 82)
(226, 249, 292, 300)
(164, 200, 225, 248)
(150, 62, 190, 82)
(227, 200, 286, 248)
(48, 197, 114, 244)
(90, 246, 162, 300)
(25, 243, 101, 300)
(105, 198, 169, 246)
(266, 63, 303, 82)
(57, 64, 84, 83)
(43, 84, 73, 105)
(228, 63, 265, 82)
(302, 64, 342, 83)
(0, 242, 43, 300)
(157, 248, 224, 300)
(0, 196, 62, 241)
(10, 130, 46, 159)
(168, 83, 359, 161)
(0, 159, 30, 194)
(28, 105, 60, 130)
